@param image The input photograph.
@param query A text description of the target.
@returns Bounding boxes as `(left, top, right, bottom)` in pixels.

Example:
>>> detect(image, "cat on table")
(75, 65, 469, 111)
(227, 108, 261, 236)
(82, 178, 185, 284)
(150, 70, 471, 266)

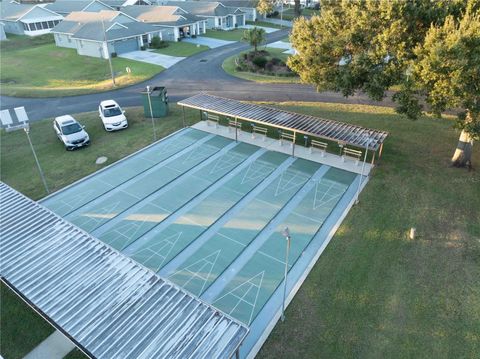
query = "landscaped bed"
(1, 102, 479, 359)
(223, 47, 300, 83)
(0, 35, 163, 97)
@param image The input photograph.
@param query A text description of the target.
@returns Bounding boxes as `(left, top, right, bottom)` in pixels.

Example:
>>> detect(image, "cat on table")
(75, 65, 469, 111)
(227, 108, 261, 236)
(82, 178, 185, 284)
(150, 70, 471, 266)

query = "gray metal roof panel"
(178, 94, 389, 150)
(0, 182, 248, 359)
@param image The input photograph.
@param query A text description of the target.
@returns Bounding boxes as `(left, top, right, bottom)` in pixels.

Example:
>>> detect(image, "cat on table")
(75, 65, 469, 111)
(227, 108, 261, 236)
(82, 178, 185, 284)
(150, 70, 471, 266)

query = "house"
(0, 1, 63, 36)
(44, 0, 115, 16)
(196, 0, 260, 21)
(52, 10, 162, 57)
(164, 1, 245, 29)
(122, 5, 206, 41)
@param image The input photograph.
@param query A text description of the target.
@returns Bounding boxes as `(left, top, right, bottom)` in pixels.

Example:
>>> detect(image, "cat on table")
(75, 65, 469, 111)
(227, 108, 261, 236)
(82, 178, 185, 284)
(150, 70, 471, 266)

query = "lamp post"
(146, 85, 157, 141)
(281, 226, 291, 322)
(24, 125, 50, 194)
(101, 18, 116, 87)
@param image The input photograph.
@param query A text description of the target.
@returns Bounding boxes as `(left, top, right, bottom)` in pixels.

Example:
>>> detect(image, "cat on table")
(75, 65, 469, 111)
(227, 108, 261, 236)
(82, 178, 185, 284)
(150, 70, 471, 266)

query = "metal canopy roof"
(178, 94, 389, 150)
(0, 182, 248, 359)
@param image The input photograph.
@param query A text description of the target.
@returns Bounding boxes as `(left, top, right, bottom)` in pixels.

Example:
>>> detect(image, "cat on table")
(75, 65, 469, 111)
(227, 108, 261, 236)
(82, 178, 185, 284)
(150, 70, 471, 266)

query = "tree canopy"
(288, 0, 480, 166)
(256, 0, 275, 15)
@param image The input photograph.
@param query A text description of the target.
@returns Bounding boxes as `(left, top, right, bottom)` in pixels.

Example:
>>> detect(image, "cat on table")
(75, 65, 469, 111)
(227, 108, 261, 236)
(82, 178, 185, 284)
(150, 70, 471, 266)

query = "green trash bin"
(141, 86, 169, 118)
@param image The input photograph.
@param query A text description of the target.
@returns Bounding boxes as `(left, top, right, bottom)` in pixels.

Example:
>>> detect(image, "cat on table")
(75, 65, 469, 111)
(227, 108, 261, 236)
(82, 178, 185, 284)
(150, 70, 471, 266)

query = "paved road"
(0, 29, 395, 121)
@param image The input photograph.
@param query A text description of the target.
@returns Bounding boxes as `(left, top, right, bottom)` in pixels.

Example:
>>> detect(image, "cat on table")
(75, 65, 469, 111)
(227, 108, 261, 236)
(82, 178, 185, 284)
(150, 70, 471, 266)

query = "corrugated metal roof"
(178, 94, 389, 150)
(0, 182, 248, 359)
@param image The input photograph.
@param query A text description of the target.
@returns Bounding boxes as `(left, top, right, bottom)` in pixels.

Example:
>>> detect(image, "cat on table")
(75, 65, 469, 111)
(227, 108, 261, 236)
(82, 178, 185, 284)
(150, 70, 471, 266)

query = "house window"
(48, 21, 54, 28)
(218, 18, 221, 26)
(42, 21, 48, 29)
(23, 23, 29, 31)
(68, 36, 72, 43)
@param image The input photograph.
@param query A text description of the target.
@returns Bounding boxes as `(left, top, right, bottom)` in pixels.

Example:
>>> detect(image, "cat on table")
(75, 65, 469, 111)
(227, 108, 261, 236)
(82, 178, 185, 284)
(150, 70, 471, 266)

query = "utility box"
(141, 86, 169, 118)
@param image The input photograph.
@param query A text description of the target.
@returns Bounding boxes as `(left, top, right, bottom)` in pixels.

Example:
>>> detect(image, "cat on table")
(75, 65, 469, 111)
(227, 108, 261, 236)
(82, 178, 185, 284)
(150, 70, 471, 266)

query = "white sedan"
(99, 100, 128, 131)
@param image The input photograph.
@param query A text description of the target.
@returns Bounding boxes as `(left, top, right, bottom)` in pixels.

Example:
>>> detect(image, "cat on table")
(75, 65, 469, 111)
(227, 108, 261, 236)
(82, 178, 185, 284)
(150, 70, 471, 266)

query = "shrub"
(252, 55, 267, 68)
(265, 61, 274, 71)
(192, 34, 197, 38)
(140, 45, 146, 51)
(110, 52, 117, 58)
(270, 57, 281, 65)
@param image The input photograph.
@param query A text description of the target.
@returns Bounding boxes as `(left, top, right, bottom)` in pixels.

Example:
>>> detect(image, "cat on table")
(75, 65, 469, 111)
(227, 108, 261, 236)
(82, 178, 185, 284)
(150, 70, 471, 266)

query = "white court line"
(218, 232, 247, 248)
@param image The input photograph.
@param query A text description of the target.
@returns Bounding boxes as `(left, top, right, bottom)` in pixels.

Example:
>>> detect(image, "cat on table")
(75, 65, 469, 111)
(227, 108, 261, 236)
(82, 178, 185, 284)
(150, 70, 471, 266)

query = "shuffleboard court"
(42, 129, 210, 216)
(41, 127, 370, 359)
(211, 167, 356, 324)
(167, 159, 321, 297)
(125, 151, 293, 272)
(96, 142, 261, 250)
(63, 135, 232, 232)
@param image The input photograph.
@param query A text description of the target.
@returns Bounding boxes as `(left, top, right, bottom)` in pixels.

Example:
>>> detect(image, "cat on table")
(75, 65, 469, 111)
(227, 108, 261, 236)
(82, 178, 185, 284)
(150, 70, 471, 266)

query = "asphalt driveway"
(118, 50, 185, 68)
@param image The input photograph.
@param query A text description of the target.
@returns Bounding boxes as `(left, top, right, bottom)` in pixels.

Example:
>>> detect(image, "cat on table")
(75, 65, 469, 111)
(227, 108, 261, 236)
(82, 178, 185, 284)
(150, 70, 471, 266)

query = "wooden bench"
(310, 139, 328, 157)
(206, 113, 219, 128)
(279, 131, 295, 147)
(228, 119, 242, 134)
(251, 125, 268, 141)
(342, 147, 362, 165)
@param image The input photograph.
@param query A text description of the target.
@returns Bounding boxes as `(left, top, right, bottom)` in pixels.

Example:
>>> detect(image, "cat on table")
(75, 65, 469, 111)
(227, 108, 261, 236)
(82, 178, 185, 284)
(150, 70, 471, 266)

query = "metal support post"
(146, 86, 157, 141)
(182, 105, 186, 128)
(355, 140, 371, 204)
(281, 227, 291, 322)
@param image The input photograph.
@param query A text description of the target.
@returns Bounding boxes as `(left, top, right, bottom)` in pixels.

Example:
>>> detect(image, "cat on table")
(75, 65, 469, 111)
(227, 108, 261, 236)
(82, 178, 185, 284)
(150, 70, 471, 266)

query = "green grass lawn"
(1, 102, 479, 358)
(152, 41, 209, 57)
(223, 47, 300, 84)
(246, 20, 283, 29)
(203, 28, 245, 41)
(0, 105, 199, 200)
(0, 34, 163, 97)
(0, 283, 55, 359)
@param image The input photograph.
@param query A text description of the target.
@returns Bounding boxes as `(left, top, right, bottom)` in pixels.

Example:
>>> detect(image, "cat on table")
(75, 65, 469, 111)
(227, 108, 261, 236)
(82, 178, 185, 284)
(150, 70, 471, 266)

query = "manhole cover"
(96, 156, 108, 165)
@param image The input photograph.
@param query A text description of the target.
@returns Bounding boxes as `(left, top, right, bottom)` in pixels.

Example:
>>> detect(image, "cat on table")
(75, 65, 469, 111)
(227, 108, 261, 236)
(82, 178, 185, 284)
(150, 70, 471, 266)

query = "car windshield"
(103, 107, 122, 117)
(62, 123, 82, 135)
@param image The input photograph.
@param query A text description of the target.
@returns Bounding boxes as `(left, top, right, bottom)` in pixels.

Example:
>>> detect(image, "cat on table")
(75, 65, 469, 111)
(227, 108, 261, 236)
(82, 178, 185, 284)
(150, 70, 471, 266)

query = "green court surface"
(42, 128, 360, 329)
(168, 159, 320, 297)
(126, 150, 291, 272)
(212, 168, 356, 324)
(43, 129, 209, 216)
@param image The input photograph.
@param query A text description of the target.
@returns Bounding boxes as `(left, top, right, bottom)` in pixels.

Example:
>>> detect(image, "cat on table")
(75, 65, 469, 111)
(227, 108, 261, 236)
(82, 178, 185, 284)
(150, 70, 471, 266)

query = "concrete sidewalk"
(23, 330, 76, 359)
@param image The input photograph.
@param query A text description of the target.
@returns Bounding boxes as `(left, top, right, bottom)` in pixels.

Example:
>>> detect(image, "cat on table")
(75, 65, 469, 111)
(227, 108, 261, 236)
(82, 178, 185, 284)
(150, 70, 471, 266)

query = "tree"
(413, 8, 480, 167)
(288, 0, 480, 168)
(257, 0, 275, 16)
(294, 0, 301, 17)
(241, 27, 266, 53)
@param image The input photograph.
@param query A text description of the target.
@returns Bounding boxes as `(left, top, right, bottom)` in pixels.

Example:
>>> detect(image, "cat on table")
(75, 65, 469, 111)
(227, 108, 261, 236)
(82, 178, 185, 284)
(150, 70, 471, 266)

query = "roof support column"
(292, 131, 296, 157)
(235, 117, 238, 142)
(182, 105, 186, 128)
(378, 142, 384, 158)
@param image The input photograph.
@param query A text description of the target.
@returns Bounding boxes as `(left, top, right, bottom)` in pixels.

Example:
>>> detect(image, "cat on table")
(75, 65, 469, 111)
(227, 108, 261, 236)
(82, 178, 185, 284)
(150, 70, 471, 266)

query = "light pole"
(24, 125, 50, 194)
(146, 85, 157, 141)
(281, 226, 291, 322)
(355, 138, 372, 204)
(101, 19, 116, 87)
